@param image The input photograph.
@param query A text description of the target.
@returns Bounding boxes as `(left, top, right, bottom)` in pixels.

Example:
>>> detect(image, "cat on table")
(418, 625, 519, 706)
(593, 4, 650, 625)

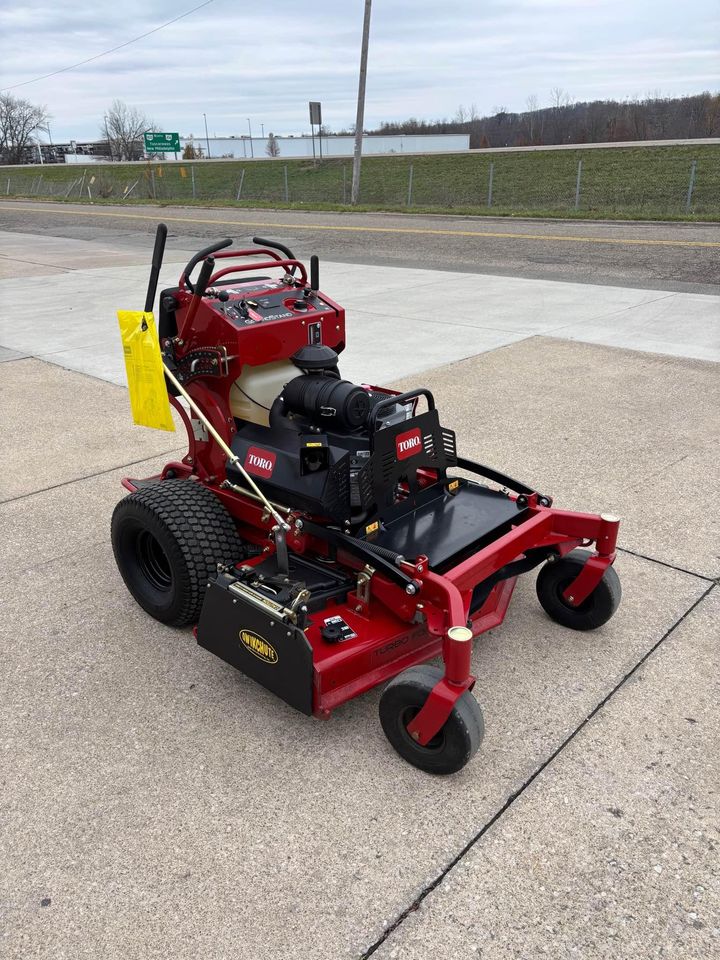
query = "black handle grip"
(194, 256, 215, 300)
(183, 238, 233, 291)
(145, 222, 168, 312)
(252, 236, 296, 260)
(310, 255, 319, 291)
(252, 236, 297, 275)
(369, 388, 436, 430)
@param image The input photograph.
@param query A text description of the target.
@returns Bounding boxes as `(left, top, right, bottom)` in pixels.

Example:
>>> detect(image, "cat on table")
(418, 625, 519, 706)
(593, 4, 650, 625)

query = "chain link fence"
(2, 151, 717, 217)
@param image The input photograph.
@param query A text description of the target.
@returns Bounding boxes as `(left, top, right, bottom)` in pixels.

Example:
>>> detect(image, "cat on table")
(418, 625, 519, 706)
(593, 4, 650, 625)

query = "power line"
(1, 0, 217, 92)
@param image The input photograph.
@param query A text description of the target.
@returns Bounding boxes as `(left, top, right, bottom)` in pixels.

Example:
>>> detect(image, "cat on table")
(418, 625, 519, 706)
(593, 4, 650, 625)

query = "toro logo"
(395, 428, 423, 461)
(244, 446, 276, 479)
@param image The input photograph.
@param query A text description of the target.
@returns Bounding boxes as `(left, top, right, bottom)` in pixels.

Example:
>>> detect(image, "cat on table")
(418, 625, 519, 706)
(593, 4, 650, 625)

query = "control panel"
(208, 281, 336, 327)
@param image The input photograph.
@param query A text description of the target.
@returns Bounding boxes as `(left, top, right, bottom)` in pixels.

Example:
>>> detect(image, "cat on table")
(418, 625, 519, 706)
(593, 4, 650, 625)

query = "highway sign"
(144, 132, 181, 153)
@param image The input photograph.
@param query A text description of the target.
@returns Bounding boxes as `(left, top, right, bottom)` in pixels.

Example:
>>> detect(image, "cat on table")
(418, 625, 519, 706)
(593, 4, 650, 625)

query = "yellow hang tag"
(117, 310, 175, 432)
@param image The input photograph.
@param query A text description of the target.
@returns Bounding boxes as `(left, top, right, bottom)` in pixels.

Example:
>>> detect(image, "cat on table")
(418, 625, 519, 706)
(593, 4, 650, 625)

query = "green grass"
(3, 144, 718, 220)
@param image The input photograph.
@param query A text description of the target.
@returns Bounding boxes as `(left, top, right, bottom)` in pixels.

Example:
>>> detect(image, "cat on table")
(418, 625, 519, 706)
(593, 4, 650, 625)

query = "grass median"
(2, 143, 718, 220)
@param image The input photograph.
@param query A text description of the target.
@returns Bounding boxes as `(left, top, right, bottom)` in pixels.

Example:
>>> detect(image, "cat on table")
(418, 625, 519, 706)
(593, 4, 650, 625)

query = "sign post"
(309, 102, 322, 162)
(144, 132, 181, 156)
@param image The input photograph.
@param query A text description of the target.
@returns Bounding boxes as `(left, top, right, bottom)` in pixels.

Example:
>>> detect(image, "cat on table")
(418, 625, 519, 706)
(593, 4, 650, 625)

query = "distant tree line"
(353, 91, 720, 148)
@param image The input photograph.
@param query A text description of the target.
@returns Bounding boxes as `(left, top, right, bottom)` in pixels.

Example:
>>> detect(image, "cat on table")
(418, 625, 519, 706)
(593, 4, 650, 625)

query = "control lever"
(310, 255, 319, 292)
(185, 256, 215, 327)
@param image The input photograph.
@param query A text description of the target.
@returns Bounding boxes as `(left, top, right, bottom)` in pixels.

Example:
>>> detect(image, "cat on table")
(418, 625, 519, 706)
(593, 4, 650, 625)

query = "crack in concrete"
(0, 447, 186, 506)
(616, 545, 717, 583)
(361, 582, 717, 958)
(0, 253, 73, 272)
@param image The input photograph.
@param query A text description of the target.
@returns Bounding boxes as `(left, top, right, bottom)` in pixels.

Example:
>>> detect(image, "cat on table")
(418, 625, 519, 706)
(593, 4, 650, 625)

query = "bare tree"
(182, 141, 204, 160)
(0, 94, 50, 164)
(549, 87, 572, 141)
(103, 100, 154, 161)
(265, 133, 280, 157)
(523, 94, 540, 143)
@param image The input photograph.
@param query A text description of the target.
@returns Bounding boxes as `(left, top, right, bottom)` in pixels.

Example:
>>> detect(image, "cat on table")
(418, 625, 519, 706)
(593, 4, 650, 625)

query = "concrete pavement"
(1, 231, 718, 392)
(372, 588, 719, 960)
(1, 222, 718, 959)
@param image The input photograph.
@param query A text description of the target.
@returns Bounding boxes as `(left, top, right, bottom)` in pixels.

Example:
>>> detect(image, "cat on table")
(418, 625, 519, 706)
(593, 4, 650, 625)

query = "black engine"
(228, 346, 457, 526)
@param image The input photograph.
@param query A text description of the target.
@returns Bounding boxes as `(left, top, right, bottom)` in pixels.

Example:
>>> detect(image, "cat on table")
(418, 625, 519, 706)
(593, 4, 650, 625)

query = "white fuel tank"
(229, 360, 296, 426)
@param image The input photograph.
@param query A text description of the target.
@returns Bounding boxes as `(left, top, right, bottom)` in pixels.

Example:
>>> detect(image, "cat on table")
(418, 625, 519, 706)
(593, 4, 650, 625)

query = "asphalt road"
(1, 200, 718, 294)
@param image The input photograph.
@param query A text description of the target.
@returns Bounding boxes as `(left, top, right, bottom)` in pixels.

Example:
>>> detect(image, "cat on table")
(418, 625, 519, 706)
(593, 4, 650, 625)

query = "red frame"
(127, 248, 620, 746)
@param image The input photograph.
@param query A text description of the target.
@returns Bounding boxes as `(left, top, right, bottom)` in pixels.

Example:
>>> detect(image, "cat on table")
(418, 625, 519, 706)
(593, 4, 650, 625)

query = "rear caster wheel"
(536, 548, 621, 631)
(379, 665, 484, 775)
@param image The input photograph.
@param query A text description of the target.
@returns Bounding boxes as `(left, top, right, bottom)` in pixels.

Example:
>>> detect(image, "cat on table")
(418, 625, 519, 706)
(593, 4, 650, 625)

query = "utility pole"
(351, 0, 372, 205)
(203, 113, 211, 158)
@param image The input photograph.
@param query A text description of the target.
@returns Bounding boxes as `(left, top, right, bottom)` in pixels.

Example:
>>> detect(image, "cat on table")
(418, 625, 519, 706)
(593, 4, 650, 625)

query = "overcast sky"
(1, 0, 718, 141)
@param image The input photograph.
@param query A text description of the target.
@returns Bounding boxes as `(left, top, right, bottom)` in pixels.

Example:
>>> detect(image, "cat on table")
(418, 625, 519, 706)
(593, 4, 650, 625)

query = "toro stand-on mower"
(112, 224, 622, 774)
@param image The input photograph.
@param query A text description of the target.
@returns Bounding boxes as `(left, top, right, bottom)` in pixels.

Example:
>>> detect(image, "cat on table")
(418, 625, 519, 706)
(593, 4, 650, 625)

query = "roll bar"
(368, 388, 436, 430)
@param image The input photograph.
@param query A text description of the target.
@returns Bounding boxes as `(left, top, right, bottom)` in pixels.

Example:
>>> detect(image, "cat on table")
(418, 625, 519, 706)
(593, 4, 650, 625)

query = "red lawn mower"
(112, 224, 622, 774)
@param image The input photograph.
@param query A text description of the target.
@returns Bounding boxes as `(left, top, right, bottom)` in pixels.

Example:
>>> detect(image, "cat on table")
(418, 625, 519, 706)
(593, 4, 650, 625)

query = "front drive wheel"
(536, 548, 621, 631)
(111, 480, 242, 627)
(379, 665, 484, 775)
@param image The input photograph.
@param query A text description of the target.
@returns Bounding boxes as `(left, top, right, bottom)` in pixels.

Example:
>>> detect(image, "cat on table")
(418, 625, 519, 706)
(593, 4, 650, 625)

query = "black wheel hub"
(399, 706, 446, 752)
(135, 530, 172, 592)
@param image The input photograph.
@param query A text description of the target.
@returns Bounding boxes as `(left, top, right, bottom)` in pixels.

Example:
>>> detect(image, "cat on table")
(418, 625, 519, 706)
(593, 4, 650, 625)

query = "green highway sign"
(144, 132, 181, 153)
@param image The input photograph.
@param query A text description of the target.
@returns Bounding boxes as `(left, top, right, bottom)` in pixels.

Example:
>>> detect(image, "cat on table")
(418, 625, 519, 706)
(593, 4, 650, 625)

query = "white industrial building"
(179, 133, 469, 159)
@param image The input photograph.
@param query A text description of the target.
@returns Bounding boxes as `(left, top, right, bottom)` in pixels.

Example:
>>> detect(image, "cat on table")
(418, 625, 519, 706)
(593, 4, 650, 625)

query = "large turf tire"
(111, 480, 242, 627)
(379, 665, 484, 775)
(536, 548, 621, 631)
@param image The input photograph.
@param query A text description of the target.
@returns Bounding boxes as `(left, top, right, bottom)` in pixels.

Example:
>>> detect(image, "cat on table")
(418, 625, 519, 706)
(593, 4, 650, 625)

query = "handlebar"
(209, 258, 307, 287)
(252, 236, 297, 263)
(183, 238, 233, 291)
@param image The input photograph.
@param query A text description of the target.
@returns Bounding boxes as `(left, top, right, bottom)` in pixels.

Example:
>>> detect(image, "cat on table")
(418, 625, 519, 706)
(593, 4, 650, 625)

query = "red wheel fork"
(405, 576, 475, 747)
(562, 512, 620, 606)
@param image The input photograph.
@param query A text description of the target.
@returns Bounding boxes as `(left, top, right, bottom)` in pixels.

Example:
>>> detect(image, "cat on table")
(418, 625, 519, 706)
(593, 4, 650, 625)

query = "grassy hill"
(2, 143, 718, 220)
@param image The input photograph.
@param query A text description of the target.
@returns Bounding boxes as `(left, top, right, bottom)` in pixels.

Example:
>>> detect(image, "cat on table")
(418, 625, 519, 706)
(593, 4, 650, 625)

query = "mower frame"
(120, 227, 621, 754)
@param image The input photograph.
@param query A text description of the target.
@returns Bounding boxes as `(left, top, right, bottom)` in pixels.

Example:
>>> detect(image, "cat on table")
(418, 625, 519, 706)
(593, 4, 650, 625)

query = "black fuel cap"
(321, 622, 345, 643)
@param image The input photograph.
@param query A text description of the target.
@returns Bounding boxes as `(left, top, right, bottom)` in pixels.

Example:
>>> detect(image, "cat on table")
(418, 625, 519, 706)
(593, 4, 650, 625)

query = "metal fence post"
(150, 169, 156, 200)
(407, 163, 414, 206)
(343, 166, 347, 204)
(191, 164, 196, 200)
(685, 160, 697, 213)
(487, 162, 494, 207)
(6, 178, 9, 195)
(284, 165, 289, 202)
(574, 159, 583, 210)
(236, 170, 245, 201)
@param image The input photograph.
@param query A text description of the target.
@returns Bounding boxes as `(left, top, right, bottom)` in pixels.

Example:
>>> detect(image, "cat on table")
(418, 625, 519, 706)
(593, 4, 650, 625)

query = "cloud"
(0, 0, 717, 140)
